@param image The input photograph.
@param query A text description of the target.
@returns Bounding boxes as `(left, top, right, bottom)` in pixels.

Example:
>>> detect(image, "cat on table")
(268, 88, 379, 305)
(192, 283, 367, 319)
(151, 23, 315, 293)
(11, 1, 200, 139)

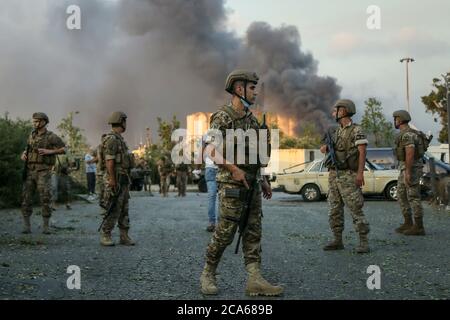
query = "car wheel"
(301, 184, 321, 202)
(385, 182, 398, 201)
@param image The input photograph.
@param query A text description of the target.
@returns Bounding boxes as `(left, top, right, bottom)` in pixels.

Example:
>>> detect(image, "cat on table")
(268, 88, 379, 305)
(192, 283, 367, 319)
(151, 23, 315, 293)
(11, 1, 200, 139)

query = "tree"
(361, 98, 395, 147)
(279, 123, 322, 149)
(421, 73, 450, 143)
(56, 111, 89, 155)
(157, 115, 180, 152)
(143, 115, 181, 184)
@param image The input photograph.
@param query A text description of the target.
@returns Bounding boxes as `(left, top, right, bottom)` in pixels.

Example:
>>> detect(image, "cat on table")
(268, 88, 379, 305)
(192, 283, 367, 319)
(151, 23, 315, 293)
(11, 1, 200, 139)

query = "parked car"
(366, 148, 398, 169)
(366, 148, 450, 195)
(276, 159, 399, 201)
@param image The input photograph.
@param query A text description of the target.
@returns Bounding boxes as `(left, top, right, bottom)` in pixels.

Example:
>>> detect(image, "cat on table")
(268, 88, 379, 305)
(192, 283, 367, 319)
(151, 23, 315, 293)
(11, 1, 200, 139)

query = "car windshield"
(370, 162, 385, 170)
(283, 161, 314, 174)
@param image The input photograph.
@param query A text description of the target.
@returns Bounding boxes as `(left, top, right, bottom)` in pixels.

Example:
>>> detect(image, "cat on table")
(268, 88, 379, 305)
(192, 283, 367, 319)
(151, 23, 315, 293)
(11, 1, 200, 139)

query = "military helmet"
(333, 99, 356, 116)
(393, 110, 411, 122)
(225, 69, 259, 94)
(108, 111, 127, 125)
(32, 112, 49, 123)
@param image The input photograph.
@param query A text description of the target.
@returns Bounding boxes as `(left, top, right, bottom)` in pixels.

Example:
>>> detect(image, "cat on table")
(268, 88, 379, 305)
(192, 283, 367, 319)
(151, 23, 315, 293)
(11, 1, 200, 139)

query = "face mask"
(240, 97, 251, 109)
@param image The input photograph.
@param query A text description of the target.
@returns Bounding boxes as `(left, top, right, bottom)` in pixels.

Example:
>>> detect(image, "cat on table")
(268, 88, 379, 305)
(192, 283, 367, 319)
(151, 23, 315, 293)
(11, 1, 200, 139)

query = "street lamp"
(442, 73, 450, 160)
(400, 58, 415, 114)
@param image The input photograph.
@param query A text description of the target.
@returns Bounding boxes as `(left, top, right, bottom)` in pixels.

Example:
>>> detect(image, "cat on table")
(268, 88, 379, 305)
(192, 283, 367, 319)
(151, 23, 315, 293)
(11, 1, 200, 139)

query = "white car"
(276, 159, 399, 201)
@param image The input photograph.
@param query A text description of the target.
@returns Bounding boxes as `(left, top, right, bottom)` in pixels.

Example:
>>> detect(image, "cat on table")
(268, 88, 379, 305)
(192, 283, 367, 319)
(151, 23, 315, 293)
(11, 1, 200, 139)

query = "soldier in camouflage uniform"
(157, 156, 173, 197)
(175, 163, 189, 197)
(200, 70, 283, 297)
(320, 100, 370, 254)
(99, 112, 135, 246)
(21, 113, 66, 234)
(393, 110, 426, 236)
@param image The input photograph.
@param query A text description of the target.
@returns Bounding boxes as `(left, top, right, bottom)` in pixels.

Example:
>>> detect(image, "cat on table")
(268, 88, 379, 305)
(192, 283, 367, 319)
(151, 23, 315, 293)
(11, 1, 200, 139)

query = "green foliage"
(421, 73, 450, 143)
(279, 123, 322, 149)
(56, 112, 90, 191)
(0, 113, 32, 208)
(361, 98, 395, 147)
(56, 111, 89, 155)
(157, 115, 180, 152)
(141, 116, 180, 184)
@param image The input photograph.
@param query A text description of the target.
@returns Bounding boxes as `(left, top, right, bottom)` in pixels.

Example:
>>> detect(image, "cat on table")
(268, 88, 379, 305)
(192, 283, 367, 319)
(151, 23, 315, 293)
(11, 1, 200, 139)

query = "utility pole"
(400, 58, 415, 113)
(442, 73, 450, 161)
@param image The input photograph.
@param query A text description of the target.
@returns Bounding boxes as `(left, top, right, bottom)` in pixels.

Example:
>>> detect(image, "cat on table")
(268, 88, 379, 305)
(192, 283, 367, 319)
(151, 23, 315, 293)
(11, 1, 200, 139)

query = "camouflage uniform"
(395, 127, 424, 232)
(158, 159, 173, 197)
(142, 161, 153, 195)
(205, 105, 263, 267)
(22, 130, 65, 227)
(101, 131, 133, 234)
(326, 122, 370, 246)
(200, 69, 282, 297)
(176, 163, 188, 197)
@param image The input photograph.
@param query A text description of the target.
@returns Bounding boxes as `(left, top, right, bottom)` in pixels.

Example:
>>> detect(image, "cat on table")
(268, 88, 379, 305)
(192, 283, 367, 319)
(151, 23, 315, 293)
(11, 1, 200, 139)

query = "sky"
(227, 0, 450, 140)
(0, 0, 449, 146)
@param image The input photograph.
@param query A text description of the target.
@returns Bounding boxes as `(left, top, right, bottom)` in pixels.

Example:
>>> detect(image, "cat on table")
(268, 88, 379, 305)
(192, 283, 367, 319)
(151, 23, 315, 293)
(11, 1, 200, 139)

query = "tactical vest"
(212, 105, 265, 173)
(395, 127, 429, 161)
(333, 125, 359, 171)
(27, 131, 57, 166)
(101, 132, 133, 173)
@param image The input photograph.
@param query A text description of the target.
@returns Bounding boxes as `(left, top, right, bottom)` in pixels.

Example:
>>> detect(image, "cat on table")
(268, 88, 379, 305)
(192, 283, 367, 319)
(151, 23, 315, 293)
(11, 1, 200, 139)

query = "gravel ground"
(0, 189, 449, 300)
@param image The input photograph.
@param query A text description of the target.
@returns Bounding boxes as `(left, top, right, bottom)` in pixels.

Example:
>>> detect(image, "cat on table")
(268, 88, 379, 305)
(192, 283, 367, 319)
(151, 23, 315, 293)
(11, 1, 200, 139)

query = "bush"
(0, 114, 32, 208)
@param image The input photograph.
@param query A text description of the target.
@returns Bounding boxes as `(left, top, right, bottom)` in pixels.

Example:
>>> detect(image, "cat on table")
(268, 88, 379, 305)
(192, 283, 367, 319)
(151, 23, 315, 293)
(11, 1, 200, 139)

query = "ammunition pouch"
(29, 150, 56, 166)
(224, 188, 247, 201)
(334, 149, 359, 172)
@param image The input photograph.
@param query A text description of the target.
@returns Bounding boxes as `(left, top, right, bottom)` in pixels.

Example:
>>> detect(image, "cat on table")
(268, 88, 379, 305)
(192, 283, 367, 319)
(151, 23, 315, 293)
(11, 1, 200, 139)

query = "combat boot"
(355, 233, 370, 254)
(42, 217, 51, 234)
(404, 217, 425, 236)
(200, 263, 218, 295)
(395, 215, 413, 234)
(22, 216, 31, 234)
(100, 232, 115, 246)
(245, 263, 283, 297)
(323, 234, 344, 251)
(119, 229, 135, 246)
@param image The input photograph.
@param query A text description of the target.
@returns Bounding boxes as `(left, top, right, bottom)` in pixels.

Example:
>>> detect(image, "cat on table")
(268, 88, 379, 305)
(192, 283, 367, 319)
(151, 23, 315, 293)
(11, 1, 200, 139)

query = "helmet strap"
(237, 80, 253, 108)
(335, 107, 348, 123)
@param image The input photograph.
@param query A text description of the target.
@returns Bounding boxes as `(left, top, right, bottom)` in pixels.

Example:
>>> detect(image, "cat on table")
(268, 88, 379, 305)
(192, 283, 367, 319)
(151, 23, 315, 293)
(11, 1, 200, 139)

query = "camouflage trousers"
(22, 168, 52, 218)
(205, 182, 262, 267)
(327, 170, 370, 235)
(176, 171, 187, 196)
(101, 182, 130, 233)
(160, 175, 170, 196)
(397, 168, 423, 219)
